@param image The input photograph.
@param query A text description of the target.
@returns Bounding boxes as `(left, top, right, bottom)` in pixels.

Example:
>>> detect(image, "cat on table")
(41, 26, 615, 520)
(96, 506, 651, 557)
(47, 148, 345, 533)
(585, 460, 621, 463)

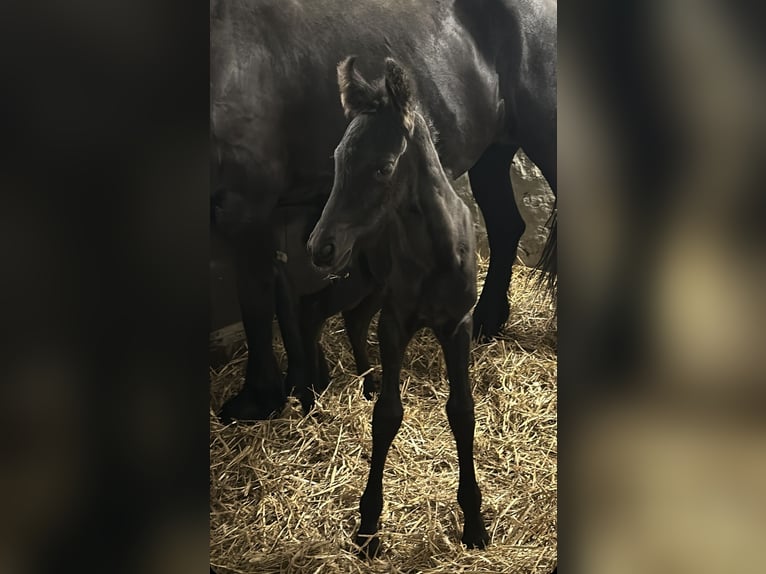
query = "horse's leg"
(522, 138, 556, 199)
(315, 340, 330, 392)
(275, 261, 306, 397)
(294, 290, 332, 415)
(469, 144, 524, 339)
(356, 307, 411, 559)
(519, 103, 557, 290)
(219, 232, 285, 422)
(435, 316, 489, 549)
(342, 292, 382, 400)
(212, 143, 288, 422)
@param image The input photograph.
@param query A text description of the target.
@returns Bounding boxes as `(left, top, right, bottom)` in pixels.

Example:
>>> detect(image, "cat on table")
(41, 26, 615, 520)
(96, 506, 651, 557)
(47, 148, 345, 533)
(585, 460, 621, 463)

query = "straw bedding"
(210, 258, 557, 573)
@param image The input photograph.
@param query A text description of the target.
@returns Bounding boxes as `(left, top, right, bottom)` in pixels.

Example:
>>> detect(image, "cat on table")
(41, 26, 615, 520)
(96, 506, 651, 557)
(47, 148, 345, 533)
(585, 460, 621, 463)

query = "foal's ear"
(337, 56, 377, 119)
(384, 58, 414, 134)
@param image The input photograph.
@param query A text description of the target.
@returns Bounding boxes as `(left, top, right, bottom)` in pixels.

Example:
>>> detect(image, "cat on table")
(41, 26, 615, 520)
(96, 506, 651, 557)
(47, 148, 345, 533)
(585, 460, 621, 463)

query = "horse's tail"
(534, 203, 557, 301)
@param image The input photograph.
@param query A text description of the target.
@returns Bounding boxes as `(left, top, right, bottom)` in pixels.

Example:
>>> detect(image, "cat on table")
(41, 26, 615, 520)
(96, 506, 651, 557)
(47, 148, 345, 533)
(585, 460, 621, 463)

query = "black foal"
(308, 56, 489, 557)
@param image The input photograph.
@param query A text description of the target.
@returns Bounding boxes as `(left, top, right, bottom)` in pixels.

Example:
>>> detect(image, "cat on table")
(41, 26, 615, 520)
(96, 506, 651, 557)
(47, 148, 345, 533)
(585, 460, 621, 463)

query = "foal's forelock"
(335, 113, 409, 171)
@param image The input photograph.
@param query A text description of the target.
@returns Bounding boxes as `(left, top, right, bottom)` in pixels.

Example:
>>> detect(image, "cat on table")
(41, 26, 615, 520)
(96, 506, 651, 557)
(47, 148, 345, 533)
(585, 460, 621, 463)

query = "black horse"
(307, 57, 488, 557)
(211, 0, 557, 421)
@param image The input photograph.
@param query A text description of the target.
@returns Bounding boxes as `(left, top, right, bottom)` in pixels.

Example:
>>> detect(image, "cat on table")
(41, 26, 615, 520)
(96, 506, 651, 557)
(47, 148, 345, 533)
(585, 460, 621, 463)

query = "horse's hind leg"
(342, 292, 382, 400)
(469, 144, 524, 339)
(356, 307, 411, 559)
(522, 138, 556, 199)
(520, 111, 557, 289)
(435, 317, 489, 549)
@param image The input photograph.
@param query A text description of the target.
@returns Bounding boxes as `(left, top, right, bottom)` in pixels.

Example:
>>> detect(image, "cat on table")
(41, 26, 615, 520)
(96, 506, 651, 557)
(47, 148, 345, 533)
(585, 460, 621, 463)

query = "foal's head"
(308, 56, 419, 273)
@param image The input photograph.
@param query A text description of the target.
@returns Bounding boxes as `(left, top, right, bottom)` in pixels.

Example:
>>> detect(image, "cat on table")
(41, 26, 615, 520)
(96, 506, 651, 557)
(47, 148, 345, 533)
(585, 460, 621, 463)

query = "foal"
(308, 56, 489, 557)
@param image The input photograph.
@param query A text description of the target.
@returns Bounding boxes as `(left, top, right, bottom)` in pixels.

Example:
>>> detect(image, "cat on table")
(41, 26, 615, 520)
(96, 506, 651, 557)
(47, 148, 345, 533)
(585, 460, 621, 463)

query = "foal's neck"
(397, 115, 467, 266)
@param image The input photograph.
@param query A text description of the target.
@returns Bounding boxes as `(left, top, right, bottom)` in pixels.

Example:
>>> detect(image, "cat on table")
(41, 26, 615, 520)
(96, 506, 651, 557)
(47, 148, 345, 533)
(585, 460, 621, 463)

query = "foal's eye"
(374, 162, 395, 180)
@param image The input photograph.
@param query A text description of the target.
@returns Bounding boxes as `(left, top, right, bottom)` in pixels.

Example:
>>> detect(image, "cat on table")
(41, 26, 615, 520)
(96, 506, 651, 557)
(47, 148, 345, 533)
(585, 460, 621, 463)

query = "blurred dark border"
(1, 0, 209, 572)
(560, 1, 766, 573)
(2, 0, 765, 572)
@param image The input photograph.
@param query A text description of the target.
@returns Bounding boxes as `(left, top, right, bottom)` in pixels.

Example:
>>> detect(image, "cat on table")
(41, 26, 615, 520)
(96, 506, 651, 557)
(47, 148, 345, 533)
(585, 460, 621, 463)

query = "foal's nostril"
(312, 240, 335, 267)
(319, 242, 334, 259)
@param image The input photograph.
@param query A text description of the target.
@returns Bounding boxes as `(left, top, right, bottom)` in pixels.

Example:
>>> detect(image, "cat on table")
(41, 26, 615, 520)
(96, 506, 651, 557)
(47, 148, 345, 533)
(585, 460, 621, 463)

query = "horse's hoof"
(218, 388, 285, 423)
(355, 533, 381, 559)
(362, 376, 380, 400)
(462, 520, 490, 549)
(472, 300, 509, 340)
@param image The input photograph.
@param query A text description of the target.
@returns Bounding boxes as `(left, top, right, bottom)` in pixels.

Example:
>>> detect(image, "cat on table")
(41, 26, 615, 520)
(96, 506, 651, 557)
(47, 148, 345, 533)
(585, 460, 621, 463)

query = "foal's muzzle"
(312, 240, 335, 268)
(307, 220, 355, 273)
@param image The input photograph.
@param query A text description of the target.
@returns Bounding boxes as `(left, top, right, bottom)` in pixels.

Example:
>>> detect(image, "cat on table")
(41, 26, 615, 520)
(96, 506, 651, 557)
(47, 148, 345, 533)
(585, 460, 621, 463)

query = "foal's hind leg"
(469, 144, 525, 339)
(342, 293, 382, 400)
(435, 317, 489, 549)
(355, 308, 411, 559)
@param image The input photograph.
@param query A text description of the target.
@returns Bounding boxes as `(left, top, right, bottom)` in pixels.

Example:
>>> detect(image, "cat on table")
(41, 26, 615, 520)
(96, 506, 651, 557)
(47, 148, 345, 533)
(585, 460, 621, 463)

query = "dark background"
(1, 0, 764, 572)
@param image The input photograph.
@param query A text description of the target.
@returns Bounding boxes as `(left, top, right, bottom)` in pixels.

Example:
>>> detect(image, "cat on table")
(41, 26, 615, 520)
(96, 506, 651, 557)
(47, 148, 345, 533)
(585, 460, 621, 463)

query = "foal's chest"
(386, 265, 475, 326)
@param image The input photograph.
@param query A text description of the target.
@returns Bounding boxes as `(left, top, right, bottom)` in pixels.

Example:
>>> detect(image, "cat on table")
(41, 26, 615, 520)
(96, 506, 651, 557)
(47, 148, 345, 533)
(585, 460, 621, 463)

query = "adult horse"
(211, 0, 557, 421)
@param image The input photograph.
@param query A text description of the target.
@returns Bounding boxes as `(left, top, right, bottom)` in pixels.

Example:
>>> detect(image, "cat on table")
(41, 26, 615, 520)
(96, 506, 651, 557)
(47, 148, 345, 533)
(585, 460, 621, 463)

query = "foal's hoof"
(298, 394, 316, 417)
(362, 376, 380, 400)
(462, 520, 490, 549)
(472, 300, 509, 340)
(354, 533, 381, 559)
(218, 388, 285, 423)
(283, 369, 301, 395)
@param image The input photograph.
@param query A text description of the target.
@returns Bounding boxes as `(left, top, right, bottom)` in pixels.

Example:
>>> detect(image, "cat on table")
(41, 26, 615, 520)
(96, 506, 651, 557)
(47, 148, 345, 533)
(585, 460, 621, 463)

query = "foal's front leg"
(435, 316, 489, 549)
(275, 262, 305, 397)
(355, 307, 412, 559)
(342, 292, 383, 399)
(295, 292, 329, 415)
